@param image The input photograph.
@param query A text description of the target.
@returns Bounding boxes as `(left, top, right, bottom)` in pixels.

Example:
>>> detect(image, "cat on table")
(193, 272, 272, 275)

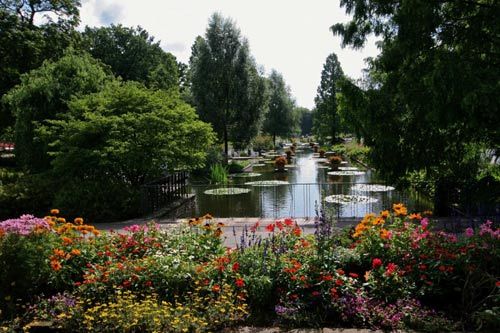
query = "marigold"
(71, 249, 81, 256)
(74, 217, 84, 225)
(50, 209, 60, 215)
(50, 260, 62, 271)
(409, 213, 422, 220)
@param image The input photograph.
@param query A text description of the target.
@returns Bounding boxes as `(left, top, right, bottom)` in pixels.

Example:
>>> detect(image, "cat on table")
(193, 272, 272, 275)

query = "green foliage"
(332, 0, 500, 197)
(262, 70, 296, 145)
(313, 53, 345, 144)
(82, 25, 179, 90)
(190, 13, 267, 154)
(209, 163, 229, 185)
(297, 107, 313, 136)
(4, 52, 113, 172)
(37, 82, 214, 220)
(0, 0, 81, 26)
(227, 161, 245, 174)
(252, 135, 274, 151)
(0, 8, 81, 135)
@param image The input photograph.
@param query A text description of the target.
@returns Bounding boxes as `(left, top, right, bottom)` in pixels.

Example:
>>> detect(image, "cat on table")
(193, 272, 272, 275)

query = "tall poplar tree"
(262, 70, 296, 146)
(313, 53, 344, 144)
(190, 13, 267, 156)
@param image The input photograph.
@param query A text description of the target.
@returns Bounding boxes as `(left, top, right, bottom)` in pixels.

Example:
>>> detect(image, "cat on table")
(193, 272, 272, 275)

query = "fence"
(140, 172, 190, 214)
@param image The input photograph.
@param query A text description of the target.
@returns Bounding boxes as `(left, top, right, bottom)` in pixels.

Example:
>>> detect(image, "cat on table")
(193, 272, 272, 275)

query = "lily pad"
(351, 184, 395, 192)
(245, 180, 290, 186)
(204, 188, 251, 195)
(324, 194, 378, 204)
(231, 173, 262, 178)
(338, 166, 360, 171)
(327, 171, 365, 176)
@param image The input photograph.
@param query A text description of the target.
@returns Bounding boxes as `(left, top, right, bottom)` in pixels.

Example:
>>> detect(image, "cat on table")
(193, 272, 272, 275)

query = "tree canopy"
(332, 0, 500, 213)
(82, 25, 179, 90)
(190, 13, 267, 155)
(4, 52, 113, 171)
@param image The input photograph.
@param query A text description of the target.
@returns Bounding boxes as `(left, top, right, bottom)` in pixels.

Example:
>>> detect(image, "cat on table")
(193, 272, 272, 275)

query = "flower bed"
(0, 206, 499, 332)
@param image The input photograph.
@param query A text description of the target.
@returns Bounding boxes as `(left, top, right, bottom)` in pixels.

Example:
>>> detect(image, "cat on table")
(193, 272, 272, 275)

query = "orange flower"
(56, 217, 66, 223)
(71, 249, 81, 256)
(380, 228, 391, 240)
(50, 260, 62, 271)
(212, 284, 221, 293)
(292, 227, 302, 236)
(203, 214, 213, 220)
(235, 278, 245, 288)
(74, 217, 84, 225)
(62, 237, 73, 245)
(380, 210, 390, 218)
(372, 217, 384, 226)
(50, 209, 60, 215)
(392, 203, 407, 216)
(53, 249, 65, 257)
(409, 213, 422, 220)
(0, 228, 4, 238)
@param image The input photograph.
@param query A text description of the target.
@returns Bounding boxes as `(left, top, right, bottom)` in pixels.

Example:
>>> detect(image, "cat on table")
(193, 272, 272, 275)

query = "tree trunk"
(273, 134, 276, 148)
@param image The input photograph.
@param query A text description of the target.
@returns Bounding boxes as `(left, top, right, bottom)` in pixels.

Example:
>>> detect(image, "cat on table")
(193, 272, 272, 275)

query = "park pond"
(187, 145, 431, 219)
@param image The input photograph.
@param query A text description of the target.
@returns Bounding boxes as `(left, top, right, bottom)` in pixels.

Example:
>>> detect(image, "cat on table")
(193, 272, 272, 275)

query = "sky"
(79, 0, 379, 109)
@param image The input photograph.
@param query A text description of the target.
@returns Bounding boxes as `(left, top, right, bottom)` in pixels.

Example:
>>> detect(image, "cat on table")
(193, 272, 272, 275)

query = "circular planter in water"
(327, 170, 365, 176)
(252, 164, 266, 167)
(351, 184, 395, 192)
(324, 194, 378, 204)
(204, 187, 251, 195)
(231, 173, 262, 178)
(245, 180, 290, 186)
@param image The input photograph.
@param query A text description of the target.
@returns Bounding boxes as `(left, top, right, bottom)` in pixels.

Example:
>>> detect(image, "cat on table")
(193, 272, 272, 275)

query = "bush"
(252, 135, 274, 151)
(228, 162, 245, 174)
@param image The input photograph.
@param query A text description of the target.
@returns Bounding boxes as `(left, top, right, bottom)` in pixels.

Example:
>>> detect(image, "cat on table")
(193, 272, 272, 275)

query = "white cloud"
(79, 0, 379, 108)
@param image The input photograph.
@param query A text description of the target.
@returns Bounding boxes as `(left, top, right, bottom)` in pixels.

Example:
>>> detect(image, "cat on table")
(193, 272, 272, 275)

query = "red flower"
(385, 263, 397, 276)
(495, 281, 500, 287)
(145, 280, 153, 287)
(336, 268, 345, 275)
(284, 218, 293, 226)
(335, 279, 344, 286)
(276, 221, 284, 230)
(348, 272, 359, 278)
(372, 258, 383, 269)
(265, 224, 275, 232)
(293, 227, 302, 236)
(330, 288, 339, 299)
(322, 274, 333, 281)
(232, 262, 240, 272)
(122, 280, 131, 288)
(235, 278, 245, 288)
(212, 284, 221, 293)
(311, 291, 321, 297)
(438, 265, 446, 272)
(419, 264, 427, 270)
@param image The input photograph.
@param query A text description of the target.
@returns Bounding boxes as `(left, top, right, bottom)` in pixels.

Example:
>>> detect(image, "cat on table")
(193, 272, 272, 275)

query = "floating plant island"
(338, 166, 360, 171)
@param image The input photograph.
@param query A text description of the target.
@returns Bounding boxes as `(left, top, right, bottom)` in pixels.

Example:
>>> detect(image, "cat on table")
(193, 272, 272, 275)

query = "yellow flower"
(379, 210, 390, 218)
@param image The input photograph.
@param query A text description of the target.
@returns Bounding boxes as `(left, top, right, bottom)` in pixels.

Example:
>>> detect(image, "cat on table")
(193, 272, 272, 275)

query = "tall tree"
(0, 0, 80, 26)
(190, 13, 267, 156)
(296, 107, 313, 136)
(332, 0, 500, 214)
(313, 53, 344, 144)
(82, 25, 178, 90)
(262, 70, 296, 146)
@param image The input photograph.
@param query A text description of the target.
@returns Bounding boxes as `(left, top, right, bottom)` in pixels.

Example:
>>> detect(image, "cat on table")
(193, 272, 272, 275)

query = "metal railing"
(182, 182, 432, 219)
(140, 172, 190, 214)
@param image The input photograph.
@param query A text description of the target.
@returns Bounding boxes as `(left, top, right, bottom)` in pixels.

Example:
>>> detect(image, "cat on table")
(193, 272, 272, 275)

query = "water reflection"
(188, 149, 430, 218)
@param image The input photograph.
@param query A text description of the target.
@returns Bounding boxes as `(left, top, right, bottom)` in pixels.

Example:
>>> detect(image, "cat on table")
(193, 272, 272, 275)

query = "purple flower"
(0, 214, 50, 235)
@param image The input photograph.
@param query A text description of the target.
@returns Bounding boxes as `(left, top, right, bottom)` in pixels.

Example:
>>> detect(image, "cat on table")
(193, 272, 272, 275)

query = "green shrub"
(209, 163, 228, 185)
(228, 162, 245, 174)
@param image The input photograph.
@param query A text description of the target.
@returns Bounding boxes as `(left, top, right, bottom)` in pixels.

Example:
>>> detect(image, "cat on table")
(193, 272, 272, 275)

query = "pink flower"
(465, 227, 474, 238)
(420, 218, 429, 230)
